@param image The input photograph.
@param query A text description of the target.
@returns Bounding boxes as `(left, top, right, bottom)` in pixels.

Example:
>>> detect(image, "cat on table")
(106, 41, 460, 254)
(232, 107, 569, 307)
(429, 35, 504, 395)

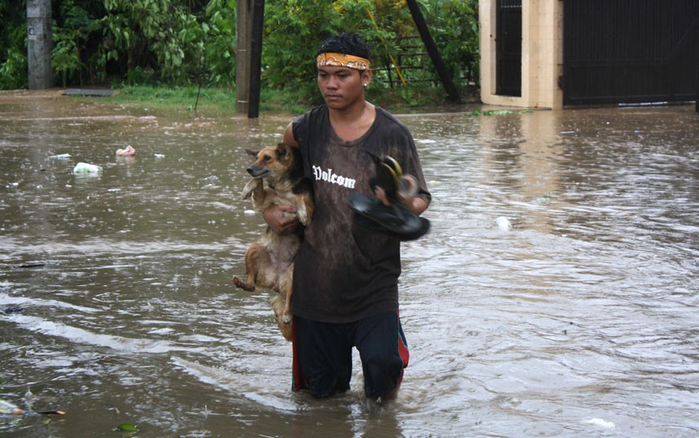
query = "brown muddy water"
(1, 90, 698, 437)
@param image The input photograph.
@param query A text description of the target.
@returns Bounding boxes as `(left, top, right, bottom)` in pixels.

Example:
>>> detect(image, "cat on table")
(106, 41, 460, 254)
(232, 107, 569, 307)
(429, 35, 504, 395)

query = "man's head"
(315, 33, 373, 110)
(316, 32, 371, 65)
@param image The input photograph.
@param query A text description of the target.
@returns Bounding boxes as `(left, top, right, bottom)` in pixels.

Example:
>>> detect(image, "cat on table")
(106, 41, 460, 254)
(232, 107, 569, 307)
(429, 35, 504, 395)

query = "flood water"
(1, 90, 698, 437)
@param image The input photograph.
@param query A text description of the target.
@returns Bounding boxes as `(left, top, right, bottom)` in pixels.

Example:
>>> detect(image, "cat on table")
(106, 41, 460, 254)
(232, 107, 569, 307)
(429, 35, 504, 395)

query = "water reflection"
(1, 92, 698, 436)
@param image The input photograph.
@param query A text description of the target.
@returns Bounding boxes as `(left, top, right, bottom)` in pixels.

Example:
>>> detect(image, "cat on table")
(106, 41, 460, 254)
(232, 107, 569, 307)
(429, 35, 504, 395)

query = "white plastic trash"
(585, 418, 615, 429)
(496, 217, 513, 230)
(0, 399, 23, 415)
(50, 153, 72, 159)
(73, 162, 103, 174)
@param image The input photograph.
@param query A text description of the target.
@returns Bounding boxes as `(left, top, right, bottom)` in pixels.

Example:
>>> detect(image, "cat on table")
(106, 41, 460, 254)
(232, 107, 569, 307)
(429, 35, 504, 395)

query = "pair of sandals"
(347, 155, 430, 241)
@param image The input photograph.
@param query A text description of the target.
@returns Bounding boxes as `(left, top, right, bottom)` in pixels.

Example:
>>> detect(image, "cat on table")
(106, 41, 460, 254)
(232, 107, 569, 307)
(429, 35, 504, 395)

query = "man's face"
(317, 66, 370, 110)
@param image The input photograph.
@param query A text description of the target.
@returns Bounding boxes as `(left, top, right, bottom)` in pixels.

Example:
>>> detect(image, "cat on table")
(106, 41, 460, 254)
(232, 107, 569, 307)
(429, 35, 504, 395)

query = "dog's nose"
(246, 166, 255, 175)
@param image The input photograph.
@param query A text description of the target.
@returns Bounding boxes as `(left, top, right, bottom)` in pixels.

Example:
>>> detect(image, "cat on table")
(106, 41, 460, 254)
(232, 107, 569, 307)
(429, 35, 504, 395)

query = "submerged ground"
(1, 90, 698, 437)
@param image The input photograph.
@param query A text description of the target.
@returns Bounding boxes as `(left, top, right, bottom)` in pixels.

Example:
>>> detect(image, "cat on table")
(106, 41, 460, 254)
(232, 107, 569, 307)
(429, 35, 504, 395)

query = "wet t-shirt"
(291, 105, 430, 323)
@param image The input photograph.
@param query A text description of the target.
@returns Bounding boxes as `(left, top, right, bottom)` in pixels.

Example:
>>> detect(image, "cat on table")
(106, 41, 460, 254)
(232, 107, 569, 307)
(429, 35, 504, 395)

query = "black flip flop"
(352, 211, 430, 241)
(347, 192, 430, 241)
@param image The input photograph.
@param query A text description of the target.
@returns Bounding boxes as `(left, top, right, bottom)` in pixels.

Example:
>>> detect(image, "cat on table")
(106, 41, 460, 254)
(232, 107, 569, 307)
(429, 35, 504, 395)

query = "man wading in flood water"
(263, 32, 431, 401)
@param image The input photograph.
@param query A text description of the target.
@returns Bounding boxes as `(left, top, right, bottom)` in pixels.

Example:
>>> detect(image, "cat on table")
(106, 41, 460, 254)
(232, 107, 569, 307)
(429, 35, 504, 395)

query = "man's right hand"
(263, 204, 300, 235)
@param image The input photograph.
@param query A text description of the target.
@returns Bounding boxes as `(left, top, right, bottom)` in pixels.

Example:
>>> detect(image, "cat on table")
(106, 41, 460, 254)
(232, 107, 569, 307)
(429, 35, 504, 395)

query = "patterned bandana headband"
(317, 52, 371, 70)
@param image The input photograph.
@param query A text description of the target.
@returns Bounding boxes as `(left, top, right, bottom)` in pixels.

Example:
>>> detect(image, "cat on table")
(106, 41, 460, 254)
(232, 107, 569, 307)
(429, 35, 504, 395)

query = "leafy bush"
(51, 0, 104, 86)
(0, 2, 28, 90)
(0, 30, 27, 90)
(422, 0, 479, 85)
(1, 0, 479, 102)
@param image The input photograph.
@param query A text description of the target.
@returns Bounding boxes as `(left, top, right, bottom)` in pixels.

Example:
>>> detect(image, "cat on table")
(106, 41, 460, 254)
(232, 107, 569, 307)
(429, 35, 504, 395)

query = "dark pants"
(292, 311, 409, 399)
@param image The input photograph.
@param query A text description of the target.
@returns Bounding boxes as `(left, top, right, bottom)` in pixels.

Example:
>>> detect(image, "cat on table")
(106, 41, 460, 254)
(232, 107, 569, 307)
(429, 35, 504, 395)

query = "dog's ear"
(245, 149, 259, 157)
(276, 143, 291, 163)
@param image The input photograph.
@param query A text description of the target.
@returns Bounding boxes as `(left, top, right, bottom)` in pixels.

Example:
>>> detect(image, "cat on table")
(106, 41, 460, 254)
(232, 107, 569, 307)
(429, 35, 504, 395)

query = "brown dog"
(232, 143, 313, 341)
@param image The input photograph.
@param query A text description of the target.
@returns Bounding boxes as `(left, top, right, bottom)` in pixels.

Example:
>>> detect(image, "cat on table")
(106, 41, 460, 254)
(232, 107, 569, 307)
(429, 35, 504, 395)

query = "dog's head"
(245, 143, 298, 183)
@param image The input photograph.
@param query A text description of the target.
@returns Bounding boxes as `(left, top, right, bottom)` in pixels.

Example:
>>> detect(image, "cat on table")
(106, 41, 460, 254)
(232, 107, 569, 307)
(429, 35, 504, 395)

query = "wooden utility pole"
(248, 0, 265, 119)
(405, 0, 460, 103)
(236, 0, 253, 114)
(27, 0, 53, 89)
(237, 0, 265, 118)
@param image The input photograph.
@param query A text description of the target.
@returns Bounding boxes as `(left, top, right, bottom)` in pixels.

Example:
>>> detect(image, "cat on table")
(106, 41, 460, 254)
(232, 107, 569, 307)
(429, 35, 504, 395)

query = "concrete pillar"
(27, 0, 53, 90)
(479, 0, 563, 109)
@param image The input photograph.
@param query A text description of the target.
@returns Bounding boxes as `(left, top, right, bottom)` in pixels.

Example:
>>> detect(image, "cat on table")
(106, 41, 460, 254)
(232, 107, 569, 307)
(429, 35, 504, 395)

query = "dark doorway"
(496, 0, 522, 97)
(564, 0, 699, 105)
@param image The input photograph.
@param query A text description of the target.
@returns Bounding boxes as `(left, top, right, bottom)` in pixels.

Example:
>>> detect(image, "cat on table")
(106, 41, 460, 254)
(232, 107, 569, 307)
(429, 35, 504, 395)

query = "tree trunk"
(405, 0, 460, 103)
(248, 0, 265, 119)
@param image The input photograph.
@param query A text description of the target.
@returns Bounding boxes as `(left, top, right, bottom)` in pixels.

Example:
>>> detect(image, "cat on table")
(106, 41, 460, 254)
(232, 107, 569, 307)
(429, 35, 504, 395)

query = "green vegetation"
(114, 423, 139, 432)
(467, 109, 535, 117)
(102, 81, 454, 116)
(1, 0, 479, 108)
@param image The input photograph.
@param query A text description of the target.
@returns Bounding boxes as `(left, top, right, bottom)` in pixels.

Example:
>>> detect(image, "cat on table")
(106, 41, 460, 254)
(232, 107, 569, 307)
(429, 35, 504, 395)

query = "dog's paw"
(232, 276, 244, 288)
(296, 212, 310, 226)
(296, 204, 312, 226)
(280, 323, 293, 341)
(241, 178, 262, 200)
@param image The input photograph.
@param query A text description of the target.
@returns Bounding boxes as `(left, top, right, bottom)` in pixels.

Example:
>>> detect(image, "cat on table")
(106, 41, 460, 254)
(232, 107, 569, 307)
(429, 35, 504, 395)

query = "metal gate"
(496, 0, 522, 97)
(564, 0, 699, 105)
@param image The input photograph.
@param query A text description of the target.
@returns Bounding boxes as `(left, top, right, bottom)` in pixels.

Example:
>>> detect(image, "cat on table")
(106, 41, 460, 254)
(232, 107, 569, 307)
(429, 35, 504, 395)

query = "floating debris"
(6, 262, 46, 269)
(0, 399, 23, 416)
(36, 410, 66, 416)
(73, 162, 103, 174)
(585, 418, 615, 429)
(467, 109, 534, 117)
(116, 145, 136, 157)
(114, 423, 138, 432)
(1, 305, 25, 315)
(496, 217, 513, 230)
(468, 110, 513, 117)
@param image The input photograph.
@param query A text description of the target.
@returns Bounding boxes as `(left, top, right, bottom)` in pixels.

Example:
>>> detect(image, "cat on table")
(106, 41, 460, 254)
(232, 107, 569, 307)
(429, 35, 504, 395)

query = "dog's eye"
(263, 155, 272, 162)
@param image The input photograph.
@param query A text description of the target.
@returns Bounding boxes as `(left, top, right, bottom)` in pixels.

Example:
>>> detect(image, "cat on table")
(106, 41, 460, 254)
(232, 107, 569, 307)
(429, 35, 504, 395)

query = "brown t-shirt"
(291, 105, 430, 323)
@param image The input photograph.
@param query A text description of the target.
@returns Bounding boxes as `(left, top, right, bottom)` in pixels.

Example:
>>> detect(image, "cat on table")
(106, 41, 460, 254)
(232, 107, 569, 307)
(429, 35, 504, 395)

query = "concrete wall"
(479, 0, 563, 109)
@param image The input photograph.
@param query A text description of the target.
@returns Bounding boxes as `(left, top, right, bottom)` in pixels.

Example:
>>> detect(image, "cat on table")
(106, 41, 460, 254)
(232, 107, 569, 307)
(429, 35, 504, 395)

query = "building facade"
(480, 0, 698, 109)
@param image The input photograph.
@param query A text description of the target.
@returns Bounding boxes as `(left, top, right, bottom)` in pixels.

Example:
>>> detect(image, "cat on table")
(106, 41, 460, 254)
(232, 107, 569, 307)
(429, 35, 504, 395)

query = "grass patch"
(107, 84, 316, 116)
(109, 85, 238, 114)
(101, 83, 465, 117)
